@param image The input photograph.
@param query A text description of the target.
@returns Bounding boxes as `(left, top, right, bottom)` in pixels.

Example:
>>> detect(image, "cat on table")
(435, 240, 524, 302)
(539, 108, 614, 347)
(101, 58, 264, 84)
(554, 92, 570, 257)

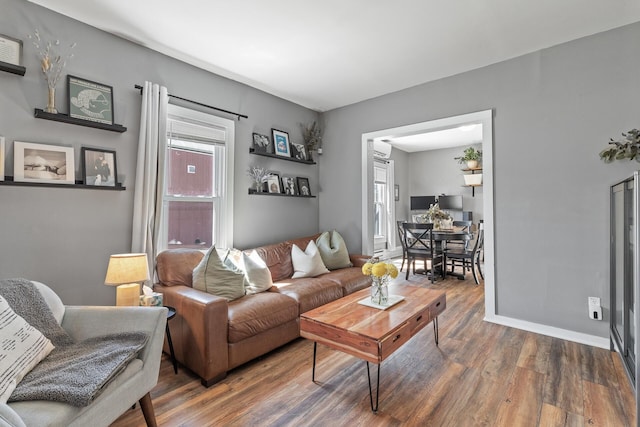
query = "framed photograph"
(14, 141, 75, 184)
(67, 75, 114, 125)
(296, 177, 311, 196)
(0, 136, 4, 181)
(291, 143, 307, 161)
(272, 129, 291, 157)
(0, 34, 22, 67)
(81, 147, 117, 187)
(252, 133, 270, 153)
(281, 176, 298, 195)
(266, 174, 281, 193)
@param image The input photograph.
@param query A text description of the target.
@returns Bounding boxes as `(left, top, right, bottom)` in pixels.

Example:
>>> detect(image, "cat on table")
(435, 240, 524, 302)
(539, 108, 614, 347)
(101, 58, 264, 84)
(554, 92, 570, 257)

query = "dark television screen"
(438, 195, 463, 211)
(410, 196, 436, 210)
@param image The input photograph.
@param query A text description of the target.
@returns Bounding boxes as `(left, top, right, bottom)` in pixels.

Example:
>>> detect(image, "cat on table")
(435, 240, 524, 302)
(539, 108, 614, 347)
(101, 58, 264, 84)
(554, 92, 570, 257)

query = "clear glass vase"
(45, 86, 58, 114)
(371, 277, 389, 305)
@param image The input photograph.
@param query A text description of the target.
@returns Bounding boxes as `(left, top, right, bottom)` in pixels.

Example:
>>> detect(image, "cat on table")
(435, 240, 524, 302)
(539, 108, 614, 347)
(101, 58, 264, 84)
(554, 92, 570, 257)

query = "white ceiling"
(380, 124, 483, 153)
(26, 0, 640, 113)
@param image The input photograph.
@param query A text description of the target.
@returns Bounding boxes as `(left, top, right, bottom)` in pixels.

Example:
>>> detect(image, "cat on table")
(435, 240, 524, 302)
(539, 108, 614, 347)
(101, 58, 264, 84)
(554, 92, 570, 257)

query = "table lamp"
(104, 253, 150, 306)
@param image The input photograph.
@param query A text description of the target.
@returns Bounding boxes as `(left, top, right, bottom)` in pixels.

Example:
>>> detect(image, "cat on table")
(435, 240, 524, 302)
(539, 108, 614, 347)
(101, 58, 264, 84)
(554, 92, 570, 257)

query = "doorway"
(360, 109, 495, 318)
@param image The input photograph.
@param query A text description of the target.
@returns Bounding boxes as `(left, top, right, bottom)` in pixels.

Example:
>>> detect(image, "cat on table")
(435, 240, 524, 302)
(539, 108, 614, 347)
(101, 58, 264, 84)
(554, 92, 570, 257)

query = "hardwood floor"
(112, 270, 636, 427)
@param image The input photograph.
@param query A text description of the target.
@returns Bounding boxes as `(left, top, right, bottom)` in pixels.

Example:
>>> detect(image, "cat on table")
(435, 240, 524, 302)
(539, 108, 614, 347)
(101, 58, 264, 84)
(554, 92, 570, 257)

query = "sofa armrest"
(349, 254, 371, 268)
(0, 403, 26, 427)
(155, 285, 230, 385)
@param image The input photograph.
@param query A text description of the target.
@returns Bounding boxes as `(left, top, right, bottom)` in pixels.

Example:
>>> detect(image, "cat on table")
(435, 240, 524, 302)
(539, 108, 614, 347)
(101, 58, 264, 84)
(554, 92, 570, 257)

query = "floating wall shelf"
(0, 176, 126, 191)
(0, 60, 26, 76)
(248, 189, 315, 198)
(34, 109, 127, 133)
(249, 148, 316, 165)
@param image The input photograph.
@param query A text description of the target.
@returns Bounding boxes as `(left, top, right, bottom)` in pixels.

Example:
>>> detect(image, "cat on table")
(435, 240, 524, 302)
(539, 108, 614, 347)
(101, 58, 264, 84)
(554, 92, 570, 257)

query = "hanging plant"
(600, 129, 640, 163)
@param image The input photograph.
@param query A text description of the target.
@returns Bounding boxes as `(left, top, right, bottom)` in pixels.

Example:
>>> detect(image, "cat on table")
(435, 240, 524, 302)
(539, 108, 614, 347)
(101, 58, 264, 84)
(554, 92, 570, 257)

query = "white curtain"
(131, 82, 168, 274)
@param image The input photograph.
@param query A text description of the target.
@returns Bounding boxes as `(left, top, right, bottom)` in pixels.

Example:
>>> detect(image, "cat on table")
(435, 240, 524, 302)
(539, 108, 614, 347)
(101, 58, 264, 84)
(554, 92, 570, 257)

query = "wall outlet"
(588, 297, 601, 307)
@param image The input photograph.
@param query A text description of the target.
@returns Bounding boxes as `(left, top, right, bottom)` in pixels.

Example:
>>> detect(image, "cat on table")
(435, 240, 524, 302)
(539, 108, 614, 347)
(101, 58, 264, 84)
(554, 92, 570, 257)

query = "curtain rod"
(134, 84, 248, 120)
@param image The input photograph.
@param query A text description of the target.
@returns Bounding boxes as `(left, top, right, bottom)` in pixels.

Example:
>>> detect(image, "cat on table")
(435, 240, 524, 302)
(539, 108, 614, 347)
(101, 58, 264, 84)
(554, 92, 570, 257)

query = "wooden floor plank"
(111, 271, 636, 427)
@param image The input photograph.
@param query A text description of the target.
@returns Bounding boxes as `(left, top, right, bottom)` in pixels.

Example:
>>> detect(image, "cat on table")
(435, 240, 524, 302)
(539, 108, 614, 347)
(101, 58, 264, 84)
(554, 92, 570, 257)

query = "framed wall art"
(0, 34, 22, 67)
(252, 133, 270, 153)
(14, 141, 75, 184)
(281, 176, 298, 195)
(296, 177, 310, 196)
(68, 75, 114, 125)
(272, 129, 291, 157)
(266, 174, 281, 193)
(81, 147, 117, 187)
(291, 143, 307, 161)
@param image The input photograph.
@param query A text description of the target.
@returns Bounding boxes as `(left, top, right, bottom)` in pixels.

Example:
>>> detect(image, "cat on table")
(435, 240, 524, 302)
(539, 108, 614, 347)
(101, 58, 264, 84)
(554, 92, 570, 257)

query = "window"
(374, 162, 388, 251)
(160, 104, 235, 252)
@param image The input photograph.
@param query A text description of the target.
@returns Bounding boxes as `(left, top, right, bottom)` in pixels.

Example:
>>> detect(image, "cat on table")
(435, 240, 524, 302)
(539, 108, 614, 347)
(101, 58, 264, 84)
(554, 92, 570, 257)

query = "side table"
(165, 306, 178, 374)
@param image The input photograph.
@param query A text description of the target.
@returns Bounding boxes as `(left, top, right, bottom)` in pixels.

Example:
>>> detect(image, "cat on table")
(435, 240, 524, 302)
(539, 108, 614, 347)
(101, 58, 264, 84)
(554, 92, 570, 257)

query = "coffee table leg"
(365, 361, 381, 413)
(312, 342, 317, 382)
(433, 317, 439, 346)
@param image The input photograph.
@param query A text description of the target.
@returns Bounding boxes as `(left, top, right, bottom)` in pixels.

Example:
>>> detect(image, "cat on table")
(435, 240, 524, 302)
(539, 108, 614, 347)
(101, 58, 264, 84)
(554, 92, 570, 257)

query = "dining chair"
(447, 220, 473, 272)
(396, 220, 408, 272)
(445, 227, 484, 285)
(402, 222, 445, 283)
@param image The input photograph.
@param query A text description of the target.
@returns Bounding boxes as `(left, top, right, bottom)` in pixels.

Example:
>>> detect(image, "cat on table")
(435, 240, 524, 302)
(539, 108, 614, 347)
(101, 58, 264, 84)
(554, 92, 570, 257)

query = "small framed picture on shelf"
(296, 177, 311, 196)
(266, 174, 281, 193)
(81, 147, 118, 187)
(272, 129, 291, 157)
(291, 143, 308, 161)
(281, 176, 298, 195)
(68, 75, 114, 125)
(0, 34, 23, 67)
(14, 141, 75, 184)
(252, 133, 270, 153)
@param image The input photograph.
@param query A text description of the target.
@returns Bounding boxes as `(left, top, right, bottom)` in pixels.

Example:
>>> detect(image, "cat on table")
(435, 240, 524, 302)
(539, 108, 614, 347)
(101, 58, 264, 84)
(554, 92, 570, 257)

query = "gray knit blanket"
(0, 279, 148, 407)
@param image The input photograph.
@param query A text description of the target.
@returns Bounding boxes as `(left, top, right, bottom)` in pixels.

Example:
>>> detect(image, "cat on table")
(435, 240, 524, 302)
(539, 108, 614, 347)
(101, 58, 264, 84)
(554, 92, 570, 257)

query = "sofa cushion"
(227, 292, 298, 343)
(0, 295, 54, 403)
(272, 277, 343, 314)
(156, 249, 204, 287)
(325, 267, 373, 296)
(193, 246, 247, 301)
(252, 234, 322, 282)
(316, 230, 353, 270)
(291, 241, 330, 279)
(243, 251, 273, 294)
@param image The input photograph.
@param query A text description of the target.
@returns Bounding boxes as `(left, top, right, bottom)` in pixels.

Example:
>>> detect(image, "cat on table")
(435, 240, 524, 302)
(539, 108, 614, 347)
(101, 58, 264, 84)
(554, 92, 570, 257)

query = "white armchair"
(0, 281, 167, 427)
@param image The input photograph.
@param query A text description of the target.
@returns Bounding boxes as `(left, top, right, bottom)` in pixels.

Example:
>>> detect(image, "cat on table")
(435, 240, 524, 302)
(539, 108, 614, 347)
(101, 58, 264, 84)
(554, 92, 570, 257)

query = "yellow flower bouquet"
(362, 260, 398, 305)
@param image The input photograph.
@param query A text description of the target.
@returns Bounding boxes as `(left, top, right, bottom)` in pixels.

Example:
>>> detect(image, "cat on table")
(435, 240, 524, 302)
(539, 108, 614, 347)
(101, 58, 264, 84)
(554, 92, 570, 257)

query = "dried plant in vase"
(27, 29, 76, 114)
(301, 121, 323, 155)
(246, 165, 273, 192)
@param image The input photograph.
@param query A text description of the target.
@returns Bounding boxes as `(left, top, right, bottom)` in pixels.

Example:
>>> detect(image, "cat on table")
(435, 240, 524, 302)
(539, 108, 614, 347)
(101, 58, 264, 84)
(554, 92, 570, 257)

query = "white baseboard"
(484, 314, 610, 349)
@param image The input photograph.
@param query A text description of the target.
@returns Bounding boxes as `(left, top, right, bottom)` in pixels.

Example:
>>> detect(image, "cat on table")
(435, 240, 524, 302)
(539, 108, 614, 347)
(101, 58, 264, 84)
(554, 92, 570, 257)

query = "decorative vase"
(466, 160, 478, 169)
(254, 180, 263, 192)
(371, 277, 389, 305)
(45, 86, 57, 114)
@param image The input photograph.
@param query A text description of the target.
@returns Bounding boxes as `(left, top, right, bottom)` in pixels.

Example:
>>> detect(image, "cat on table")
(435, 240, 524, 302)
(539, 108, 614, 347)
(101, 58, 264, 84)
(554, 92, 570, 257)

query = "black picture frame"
(81, 147, 118, 187)
(272, 129, 291, 157)
(252, 133, 270, 153)
(267, 174, 281, 193)
(281, 176, 298, 195)
(296, 177, 311, 196)
(291, 143, 307, 161)
(68, 75, 114, 125)
(0, 34, 23, 67)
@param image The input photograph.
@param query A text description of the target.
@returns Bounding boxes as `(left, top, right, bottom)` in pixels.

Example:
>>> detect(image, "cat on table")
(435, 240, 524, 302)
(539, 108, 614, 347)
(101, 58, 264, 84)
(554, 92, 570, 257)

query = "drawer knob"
(416, 315, 423, 322)
(393, 334, 401, 342)
(436, 302, 441, 307)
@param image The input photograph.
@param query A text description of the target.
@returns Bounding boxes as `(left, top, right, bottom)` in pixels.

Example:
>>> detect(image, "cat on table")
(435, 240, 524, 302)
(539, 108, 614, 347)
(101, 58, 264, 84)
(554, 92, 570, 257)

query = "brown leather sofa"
(154, 234, 372, 386)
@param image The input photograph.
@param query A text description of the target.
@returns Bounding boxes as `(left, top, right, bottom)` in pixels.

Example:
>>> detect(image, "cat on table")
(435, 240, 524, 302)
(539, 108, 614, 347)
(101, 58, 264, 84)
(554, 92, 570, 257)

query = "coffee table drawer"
(429, 293, 446, 318)
(409, 307, 432, 336)
(380, 321, 411, 360)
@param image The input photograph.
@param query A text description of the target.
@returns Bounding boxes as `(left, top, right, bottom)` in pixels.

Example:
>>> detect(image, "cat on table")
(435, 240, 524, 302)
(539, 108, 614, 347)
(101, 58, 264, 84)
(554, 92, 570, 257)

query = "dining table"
(406, 226, 473, 280)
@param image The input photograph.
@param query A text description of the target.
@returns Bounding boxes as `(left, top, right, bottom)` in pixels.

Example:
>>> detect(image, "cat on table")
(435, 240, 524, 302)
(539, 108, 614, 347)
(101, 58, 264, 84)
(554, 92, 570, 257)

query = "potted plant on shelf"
(246, 165, 272, 192)
(454, 146, 482, 169)
(600, 129, 640, 163)
(301, 121, 323, 157)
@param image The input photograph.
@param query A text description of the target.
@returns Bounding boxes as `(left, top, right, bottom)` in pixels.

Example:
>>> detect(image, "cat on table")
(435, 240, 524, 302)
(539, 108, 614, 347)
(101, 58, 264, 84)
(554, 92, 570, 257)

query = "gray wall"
(0, 0, 319, 305)
(320, 22, 640, 338)
(389, 148, 409, 222)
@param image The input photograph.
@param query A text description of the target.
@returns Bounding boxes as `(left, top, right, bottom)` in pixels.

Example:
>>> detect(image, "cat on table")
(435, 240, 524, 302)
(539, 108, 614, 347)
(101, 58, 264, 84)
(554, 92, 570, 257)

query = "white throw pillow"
(291, 240, 330, 279)
(193, 246, 247, 301)
(0, 295, 54, 403)
(316, 230, 353, 270)
(243, 251, 273, 294)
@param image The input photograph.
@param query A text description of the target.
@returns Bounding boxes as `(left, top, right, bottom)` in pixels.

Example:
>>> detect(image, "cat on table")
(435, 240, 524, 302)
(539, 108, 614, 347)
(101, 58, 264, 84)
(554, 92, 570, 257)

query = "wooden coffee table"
(300, 284, 446, 412)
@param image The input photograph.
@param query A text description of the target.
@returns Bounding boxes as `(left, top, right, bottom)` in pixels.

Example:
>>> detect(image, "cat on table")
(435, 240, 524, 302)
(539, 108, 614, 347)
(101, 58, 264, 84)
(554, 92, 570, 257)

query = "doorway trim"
(361, 109, 495, 318)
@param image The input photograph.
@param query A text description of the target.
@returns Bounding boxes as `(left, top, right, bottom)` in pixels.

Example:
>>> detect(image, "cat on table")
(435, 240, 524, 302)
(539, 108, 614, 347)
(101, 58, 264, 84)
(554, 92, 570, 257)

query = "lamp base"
(116, 283, 140, 306)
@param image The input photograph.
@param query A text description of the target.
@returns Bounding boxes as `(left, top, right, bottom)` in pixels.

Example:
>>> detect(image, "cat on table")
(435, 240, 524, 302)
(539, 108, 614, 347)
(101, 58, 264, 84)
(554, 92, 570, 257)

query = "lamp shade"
(104, 253, 150, 286)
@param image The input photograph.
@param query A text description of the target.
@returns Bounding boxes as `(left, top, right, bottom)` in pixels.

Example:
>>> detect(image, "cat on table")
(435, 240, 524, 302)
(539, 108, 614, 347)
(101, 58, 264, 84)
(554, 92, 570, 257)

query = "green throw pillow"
(193, 246, 247, 301)
(316, 230, 353, 270)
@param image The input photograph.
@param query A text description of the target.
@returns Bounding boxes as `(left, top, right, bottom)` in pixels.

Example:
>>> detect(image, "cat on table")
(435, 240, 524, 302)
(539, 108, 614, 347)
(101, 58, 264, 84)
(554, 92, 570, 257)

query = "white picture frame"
(14, 141, 75, 184)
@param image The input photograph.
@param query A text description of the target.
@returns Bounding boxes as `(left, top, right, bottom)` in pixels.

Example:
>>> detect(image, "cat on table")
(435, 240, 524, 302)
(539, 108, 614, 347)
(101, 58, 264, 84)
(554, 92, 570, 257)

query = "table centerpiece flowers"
(427, 203, 452, 230)
(362, 260, 398, 305)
